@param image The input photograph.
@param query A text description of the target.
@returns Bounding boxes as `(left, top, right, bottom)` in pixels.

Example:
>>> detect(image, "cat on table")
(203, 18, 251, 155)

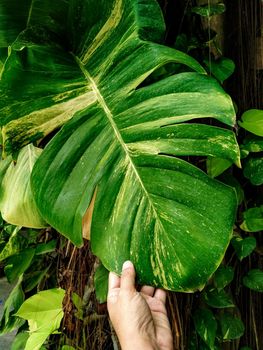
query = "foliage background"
(0, 0, 262, 349)
(159, 1, 263, 349)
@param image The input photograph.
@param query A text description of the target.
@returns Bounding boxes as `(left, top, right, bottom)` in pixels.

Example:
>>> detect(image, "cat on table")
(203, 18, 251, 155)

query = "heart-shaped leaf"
(193, 308, 217, 349)
(16, 288, 65, 350)
(231, 236, 256, 260)
(243, 157, 263, 186)
(214, 266, 234, 290)
(240, 206, 263, 232)
(238, 109, 263, 137)
(243, 269, 263, 292)
(218, 313, 245, 340)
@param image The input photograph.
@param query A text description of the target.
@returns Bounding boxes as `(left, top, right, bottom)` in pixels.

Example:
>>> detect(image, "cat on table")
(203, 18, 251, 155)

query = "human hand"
(107, 261, 173, 350)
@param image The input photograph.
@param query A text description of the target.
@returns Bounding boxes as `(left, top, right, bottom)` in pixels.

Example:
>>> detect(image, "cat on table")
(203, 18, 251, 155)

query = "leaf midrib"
(74, 54, 161, 224)
(26, 0, 35, 27)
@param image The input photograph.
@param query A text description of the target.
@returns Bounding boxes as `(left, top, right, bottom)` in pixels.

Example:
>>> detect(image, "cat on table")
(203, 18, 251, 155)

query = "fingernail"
(122, 260, 133, 270)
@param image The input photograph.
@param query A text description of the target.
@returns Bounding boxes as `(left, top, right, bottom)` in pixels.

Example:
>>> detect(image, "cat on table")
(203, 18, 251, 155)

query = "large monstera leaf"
(0, 0, 240, 291)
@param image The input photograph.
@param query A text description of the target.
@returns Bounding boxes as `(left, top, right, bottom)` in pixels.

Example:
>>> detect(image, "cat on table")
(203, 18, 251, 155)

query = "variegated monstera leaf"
(0, 0, 239, 291)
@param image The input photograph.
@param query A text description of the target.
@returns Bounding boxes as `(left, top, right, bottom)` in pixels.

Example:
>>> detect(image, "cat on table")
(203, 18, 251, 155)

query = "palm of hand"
(137, 287, 173, 350)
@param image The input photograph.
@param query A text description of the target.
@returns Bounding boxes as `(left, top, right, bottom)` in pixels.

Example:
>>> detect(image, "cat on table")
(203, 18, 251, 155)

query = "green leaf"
(243, 269, 263, 292)
(0, 0, 69, 48)
(23, 267, 50, 292)
(0, 1, 31, 47)
(193, 308, 217, 349)
(206, 157, 232, 178)
(240, 347, 252, 350)
(61, 346, 76, 350)
(0, 276, 25, 335)
(238, 109, 263, 136)
(231, 236, 256, 260)
(203, 288, 234, 308)
(241, 136, 263, 153)
(218, 313, 245, 340)
(94, 264, 109, 303)
(240, 206, 263, 232)
(214, 266, 234, 290)
(0, 47, 9, 75)
(72, 293, 84, 320)
(192, 3, 225, 17)
(35, 240, 57, 255)
(16, 288, 65, 350)
(11, 332, 29, 350)
(1, 0, 239, 292)
(204, 57, 235, 83)
(0, 144, 47, 228)
(4, 248, 35, 283)
(243, 157, 263, 185)
(0, 226, 23, 261)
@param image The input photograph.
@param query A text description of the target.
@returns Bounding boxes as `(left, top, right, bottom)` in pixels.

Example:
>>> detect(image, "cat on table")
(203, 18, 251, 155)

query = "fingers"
(108, 271, 120, 290)
(120, 260, 136, 292)
(107, 272, 121, 304)
(140, 285, 155, 297)
(154, 288, 166, 303)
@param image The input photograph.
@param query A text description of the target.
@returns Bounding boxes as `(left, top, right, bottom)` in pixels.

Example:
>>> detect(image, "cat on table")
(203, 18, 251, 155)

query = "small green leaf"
(94, 264, 109, 304)
(242, 136, 263, 153)
(192, 3, 225, 17)
(0, 276, 25, 335)
(203, 288, 234, 308)
(193, 308, 217, 349)
(243, 157, 263, 186)
(238, 109, 263, 136)
(231, 236, 256, 260)
(204, 57, 235, 83)
(61, 346, 76, 350)
(72, 292, 84, 320)
(35, 240, 57, 255)
(23, 267, 50, 292)
(243, 269, 263, 292)
(11, 332, 29, 350)
(0, 226, 24, 261)
(214, 266, 234, 290)
(240, 206, 263, 232)
(206, 157, 232, 178)
(16, 288, 65, 350)
(218, 313, 245, 340)
(4, 248, 35, 283)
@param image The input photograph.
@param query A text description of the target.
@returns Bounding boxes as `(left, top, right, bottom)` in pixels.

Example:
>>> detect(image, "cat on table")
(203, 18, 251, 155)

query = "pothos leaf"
(193, 308, 217, 349)
(243, 157, 263, 186)
(240, 206, 263, 232)
(16, 288, 65, 350)
(243, 269, 263, 292)
(192, 3, 225, 17)
(238, 109, 263, 137)
(218, 313, 245, 340)
(214, 266, 234, 290)
(231, 236, 256, 260)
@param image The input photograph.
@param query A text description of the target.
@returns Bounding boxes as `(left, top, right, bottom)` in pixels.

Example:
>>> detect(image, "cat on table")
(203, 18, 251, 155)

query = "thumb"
(120, 260, 136, 292)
